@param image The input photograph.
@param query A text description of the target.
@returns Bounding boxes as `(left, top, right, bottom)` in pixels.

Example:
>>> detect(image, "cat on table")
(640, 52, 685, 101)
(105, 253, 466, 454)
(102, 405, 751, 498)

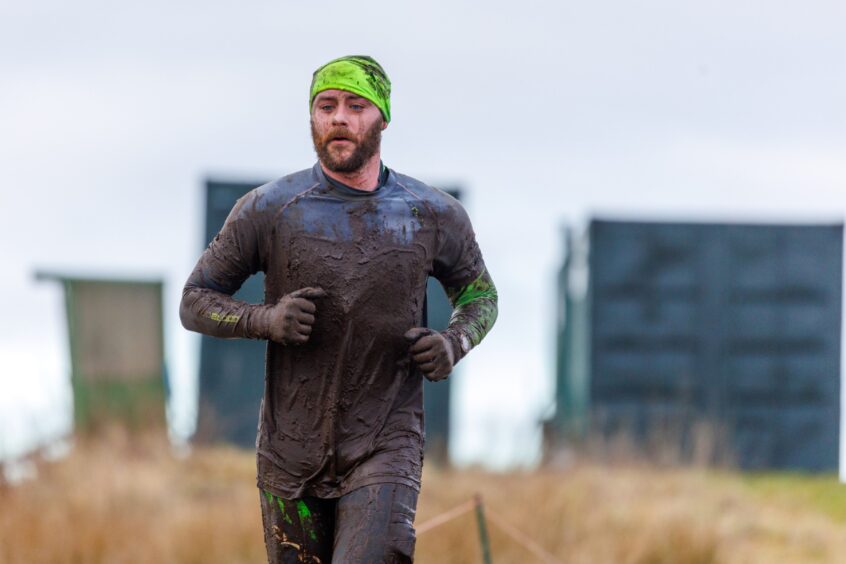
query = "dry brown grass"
(2, 432, 846, 563)
(417, 464, 846, 564)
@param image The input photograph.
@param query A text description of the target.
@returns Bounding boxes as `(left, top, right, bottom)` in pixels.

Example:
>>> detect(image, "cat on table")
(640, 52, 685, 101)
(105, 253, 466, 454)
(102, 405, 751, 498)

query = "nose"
(331, 105, 350, 126)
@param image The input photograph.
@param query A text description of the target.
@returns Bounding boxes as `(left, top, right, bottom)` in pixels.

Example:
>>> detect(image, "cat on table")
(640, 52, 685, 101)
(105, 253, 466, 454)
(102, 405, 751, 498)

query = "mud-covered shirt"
(181, 163, 487, 499)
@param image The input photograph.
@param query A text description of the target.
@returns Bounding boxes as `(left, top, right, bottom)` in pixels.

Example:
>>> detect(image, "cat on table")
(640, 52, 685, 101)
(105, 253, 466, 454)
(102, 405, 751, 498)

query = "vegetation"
(2, 431, 846, 563)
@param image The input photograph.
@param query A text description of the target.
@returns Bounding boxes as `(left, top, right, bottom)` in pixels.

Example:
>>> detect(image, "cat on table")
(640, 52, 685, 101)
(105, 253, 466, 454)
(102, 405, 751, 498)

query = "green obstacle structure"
(37, 272, 167, 435)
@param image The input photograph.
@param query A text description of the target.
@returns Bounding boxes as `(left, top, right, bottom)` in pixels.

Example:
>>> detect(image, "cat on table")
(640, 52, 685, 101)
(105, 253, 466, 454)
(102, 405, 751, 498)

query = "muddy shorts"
(260, 483, 418, 563)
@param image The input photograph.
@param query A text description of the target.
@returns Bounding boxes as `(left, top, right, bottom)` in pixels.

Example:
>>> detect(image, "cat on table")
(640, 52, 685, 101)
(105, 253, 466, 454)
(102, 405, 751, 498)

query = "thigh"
(259, 490, 336, 564)
(333, 483, 419, 564)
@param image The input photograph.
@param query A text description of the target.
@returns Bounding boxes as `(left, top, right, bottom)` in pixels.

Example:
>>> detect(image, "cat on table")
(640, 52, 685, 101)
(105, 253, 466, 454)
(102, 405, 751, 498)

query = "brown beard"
(311, 118, 383, 173)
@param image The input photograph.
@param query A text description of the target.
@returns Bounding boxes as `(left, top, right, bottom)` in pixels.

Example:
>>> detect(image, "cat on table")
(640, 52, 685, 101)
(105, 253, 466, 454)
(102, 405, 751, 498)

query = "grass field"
(2, 431, 846, 563)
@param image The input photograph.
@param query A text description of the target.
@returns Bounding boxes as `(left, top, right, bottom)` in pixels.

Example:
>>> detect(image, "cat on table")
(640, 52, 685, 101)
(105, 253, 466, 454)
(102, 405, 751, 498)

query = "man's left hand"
(404, 328, 455, 382)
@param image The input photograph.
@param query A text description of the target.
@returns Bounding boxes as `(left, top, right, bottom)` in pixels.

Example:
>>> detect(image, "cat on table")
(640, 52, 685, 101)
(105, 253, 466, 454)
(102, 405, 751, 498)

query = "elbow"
(179, 287, 201, 332)
(487, 298, 499, 333)
(485, 283, 499, 328)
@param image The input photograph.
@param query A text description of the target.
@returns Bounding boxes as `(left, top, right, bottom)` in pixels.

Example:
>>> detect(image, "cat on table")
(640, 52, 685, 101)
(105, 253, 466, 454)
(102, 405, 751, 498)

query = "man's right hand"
(257, 287, 327, 345)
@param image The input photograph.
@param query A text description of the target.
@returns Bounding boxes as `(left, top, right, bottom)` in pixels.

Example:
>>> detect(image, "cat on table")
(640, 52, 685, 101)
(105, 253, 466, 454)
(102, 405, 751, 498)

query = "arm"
(405, 197, 498, 381)
(180, 195, 325, 344)
(405, 268, 498, 381)
(442, 268, 498, 364)
(180, 193, 268, 339)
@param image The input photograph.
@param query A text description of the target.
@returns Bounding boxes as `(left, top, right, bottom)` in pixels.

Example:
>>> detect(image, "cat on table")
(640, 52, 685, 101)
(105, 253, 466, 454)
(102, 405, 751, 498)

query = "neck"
(321, 152, 382, 191)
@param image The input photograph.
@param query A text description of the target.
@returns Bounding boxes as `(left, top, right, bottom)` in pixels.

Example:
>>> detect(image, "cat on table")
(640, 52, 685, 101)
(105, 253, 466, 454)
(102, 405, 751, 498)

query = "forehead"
(312, 89, 370, 103)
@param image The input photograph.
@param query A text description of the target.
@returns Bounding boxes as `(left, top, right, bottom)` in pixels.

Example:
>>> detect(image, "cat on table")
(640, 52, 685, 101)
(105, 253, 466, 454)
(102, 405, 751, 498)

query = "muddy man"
(180, 55, 498, 563)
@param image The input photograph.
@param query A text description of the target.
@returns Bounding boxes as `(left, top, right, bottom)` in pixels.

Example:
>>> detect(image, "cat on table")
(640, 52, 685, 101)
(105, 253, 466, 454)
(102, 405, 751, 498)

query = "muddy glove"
(404, 327, 455, 382)
(255, 287, 327, 345)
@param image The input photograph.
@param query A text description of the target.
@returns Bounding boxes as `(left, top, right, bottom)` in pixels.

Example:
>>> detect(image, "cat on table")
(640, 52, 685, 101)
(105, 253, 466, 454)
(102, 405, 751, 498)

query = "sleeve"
(431, 200, 484, 289)
(432, 199, 498, 364)
(179, 192, 271, 340)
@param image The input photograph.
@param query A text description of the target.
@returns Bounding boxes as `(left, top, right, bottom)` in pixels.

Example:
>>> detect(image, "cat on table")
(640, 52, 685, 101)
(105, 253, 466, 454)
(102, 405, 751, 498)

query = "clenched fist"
(257, 287, 327, 345)
(404, 327, 455, 382)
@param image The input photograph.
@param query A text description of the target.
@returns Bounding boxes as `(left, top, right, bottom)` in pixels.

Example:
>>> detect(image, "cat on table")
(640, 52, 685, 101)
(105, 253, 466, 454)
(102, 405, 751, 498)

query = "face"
(310, 89, 387, 173)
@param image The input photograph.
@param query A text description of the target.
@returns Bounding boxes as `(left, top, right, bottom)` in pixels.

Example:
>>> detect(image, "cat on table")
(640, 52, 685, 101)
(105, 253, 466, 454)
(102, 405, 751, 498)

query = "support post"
(474, 494, 493, 564)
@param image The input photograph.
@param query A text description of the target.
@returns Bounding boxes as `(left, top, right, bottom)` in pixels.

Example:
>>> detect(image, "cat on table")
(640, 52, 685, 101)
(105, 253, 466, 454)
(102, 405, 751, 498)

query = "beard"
(311, 118, 382, 173)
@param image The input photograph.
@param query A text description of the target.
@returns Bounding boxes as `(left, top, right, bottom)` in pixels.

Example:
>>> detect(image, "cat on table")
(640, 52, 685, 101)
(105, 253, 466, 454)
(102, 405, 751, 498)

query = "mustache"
(320, 127, 356, 144)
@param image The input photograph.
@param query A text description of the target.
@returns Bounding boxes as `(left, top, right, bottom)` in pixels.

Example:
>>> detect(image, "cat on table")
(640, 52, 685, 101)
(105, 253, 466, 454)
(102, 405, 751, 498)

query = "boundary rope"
(485, 509, 563, 564)
(415, 496, 564, 563)
(415, 499, 475, 535)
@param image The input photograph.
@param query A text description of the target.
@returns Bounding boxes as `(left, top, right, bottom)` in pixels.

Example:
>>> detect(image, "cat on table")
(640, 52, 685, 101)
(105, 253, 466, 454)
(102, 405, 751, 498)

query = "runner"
(180, 55, 498, 563)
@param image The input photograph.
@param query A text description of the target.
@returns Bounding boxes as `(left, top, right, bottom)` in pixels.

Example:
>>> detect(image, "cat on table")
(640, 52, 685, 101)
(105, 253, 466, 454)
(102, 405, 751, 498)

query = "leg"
(259, 490, 336, 564)
(333, 483, 419, 564)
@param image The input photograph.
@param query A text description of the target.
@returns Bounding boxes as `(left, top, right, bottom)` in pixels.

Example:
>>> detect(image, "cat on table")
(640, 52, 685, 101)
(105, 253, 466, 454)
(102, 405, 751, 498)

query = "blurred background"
(2, 1, 846, 562)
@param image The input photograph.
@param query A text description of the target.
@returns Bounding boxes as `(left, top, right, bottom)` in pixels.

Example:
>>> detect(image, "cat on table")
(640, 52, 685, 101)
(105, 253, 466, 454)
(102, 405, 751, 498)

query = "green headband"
(309, 55, 392, 123)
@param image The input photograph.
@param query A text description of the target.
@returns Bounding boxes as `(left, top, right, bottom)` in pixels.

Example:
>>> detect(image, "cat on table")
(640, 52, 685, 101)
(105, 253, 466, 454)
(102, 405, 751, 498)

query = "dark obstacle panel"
(587, 220, 842, 471)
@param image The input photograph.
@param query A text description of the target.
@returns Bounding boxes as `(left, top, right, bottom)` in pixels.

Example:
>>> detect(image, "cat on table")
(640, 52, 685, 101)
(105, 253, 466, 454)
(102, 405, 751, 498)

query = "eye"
(350, 104, 365, 111)
(319, 104, 334, 111)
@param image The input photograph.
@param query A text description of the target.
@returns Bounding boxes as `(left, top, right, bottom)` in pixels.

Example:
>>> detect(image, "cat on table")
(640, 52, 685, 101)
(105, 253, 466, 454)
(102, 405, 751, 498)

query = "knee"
(384, 521, 416, 563)
(383, 494, 417, 562)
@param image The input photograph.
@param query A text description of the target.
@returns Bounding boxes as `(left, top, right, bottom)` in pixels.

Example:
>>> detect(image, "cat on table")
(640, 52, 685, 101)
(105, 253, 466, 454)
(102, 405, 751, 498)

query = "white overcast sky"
(1, 0, 845, 468)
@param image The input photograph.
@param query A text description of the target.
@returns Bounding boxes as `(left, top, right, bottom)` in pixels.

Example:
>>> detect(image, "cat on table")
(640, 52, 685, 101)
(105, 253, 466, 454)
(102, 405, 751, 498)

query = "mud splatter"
(181, 163, 497, 499)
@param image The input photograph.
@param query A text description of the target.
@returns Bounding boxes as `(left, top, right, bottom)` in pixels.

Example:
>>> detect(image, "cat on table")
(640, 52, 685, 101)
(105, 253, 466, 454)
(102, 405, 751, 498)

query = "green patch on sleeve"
(443, 269, 499, 355)
(447, 270, 497, 308)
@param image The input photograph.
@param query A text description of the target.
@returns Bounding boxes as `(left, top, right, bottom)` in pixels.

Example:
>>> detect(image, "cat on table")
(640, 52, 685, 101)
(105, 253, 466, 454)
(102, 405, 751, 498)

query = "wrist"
(246, 304, 273, 340)
(441, 329, 467, 366)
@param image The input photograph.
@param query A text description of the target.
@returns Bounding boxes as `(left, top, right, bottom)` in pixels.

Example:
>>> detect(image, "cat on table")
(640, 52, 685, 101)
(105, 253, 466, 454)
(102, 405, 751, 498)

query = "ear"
(381, 120, 388, 131)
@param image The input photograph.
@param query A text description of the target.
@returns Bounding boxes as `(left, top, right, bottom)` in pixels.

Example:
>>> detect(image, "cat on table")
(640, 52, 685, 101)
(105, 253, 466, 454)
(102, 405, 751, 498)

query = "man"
(180, 55, 497, 563)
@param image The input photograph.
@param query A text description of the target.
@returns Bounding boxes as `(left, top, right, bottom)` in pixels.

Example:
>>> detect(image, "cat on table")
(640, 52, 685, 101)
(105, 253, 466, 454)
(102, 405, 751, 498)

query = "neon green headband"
(309, 55, 392, 123)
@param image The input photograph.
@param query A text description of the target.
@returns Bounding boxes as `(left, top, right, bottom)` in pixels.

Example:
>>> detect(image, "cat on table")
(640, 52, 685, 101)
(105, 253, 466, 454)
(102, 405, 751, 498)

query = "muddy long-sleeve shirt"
(180, 163, 497, 499)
